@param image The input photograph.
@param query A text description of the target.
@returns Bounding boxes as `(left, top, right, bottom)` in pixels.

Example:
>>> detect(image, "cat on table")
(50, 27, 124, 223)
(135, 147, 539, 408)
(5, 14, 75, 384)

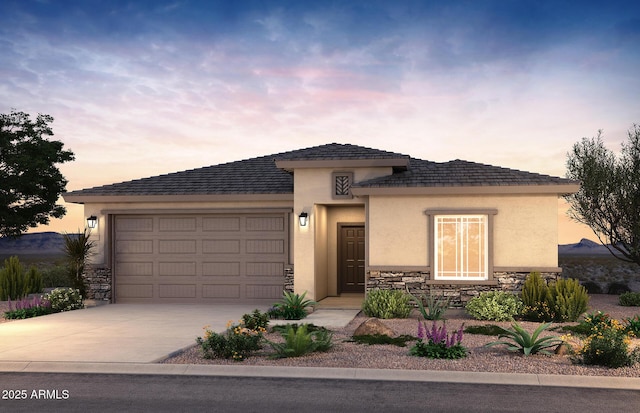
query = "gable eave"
(62, 193, 294, 204)
(351, 183, 580, 196)
(275, 158, 410, 172)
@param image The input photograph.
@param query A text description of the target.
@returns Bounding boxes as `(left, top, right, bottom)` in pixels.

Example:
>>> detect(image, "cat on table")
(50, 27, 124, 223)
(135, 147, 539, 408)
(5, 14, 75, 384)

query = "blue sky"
(2, 0, 639, 242)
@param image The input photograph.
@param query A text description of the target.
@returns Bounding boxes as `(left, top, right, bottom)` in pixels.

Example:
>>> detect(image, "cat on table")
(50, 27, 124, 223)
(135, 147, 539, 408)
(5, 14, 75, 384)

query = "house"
(63, 143, 579, 306)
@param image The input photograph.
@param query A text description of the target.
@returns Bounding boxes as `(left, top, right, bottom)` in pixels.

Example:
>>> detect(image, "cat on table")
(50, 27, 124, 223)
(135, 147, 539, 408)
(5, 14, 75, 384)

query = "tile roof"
(63, 143, 576, 198)
(64, 143, 407, 197)
(353, 158, 576, 188)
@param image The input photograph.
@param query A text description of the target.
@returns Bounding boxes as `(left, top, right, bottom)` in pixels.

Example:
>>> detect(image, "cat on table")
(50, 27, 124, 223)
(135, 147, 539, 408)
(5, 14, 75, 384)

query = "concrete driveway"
(0, 303, 359, 364)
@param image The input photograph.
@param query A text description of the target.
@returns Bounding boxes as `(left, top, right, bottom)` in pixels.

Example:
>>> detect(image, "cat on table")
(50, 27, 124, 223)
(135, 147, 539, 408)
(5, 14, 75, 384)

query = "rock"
(353, 318, 396, 337)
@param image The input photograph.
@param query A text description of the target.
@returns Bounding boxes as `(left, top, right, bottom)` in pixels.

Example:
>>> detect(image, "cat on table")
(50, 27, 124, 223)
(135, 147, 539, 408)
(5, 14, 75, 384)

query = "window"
(434, 214, 488, 280)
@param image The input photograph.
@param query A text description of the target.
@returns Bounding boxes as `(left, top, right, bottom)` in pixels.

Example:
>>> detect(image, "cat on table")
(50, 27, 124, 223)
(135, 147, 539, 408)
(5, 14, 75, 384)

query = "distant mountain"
(0, 232, 67, 255)
(558, 238, 611, 255)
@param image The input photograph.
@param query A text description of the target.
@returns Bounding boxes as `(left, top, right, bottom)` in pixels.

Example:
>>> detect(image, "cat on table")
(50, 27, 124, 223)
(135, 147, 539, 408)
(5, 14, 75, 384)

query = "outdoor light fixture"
(298, 212, 308, 227)
(87, 215, 98, 229)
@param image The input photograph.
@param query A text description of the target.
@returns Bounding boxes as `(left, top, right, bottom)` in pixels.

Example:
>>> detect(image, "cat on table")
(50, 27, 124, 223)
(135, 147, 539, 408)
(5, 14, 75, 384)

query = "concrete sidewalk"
(0, 304, 358, 363)
(2, 361, 640, 390)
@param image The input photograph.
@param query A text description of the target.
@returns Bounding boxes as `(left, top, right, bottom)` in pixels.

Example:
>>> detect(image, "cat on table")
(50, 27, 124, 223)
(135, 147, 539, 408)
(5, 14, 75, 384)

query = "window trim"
(425, 209, 497, 281)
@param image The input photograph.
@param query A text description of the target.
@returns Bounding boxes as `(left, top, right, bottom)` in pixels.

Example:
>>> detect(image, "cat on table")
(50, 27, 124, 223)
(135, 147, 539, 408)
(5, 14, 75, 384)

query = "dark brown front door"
(338, 224, 365, 293)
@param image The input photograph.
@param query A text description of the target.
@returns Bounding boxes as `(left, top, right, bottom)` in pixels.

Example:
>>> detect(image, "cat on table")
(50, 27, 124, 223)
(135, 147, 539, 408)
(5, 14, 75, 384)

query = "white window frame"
(433, 214, 489, 280)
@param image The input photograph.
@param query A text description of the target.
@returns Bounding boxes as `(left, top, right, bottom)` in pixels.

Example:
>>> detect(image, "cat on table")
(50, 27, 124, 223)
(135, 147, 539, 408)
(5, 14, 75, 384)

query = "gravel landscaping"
(2, 293, 639, 377)
(161, 294, 640, 378)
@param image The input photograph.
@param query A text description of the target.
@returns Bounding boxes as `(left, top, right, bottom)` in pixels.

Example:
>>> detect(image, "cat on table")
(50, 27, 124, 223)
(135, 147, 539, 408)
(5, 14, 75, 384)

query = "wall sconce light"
(298, 212, 308, 227)
(87, 215, 98, 229)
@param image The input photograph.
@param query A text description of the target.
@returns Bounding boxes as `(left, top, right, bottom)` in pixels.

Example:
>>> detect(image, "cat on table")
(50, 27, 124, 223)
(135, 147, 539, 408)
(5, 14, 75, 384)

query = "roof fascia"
(62, 193, 294, 204)
(275, 158, 409, 171)
(351, 183, 580, 196)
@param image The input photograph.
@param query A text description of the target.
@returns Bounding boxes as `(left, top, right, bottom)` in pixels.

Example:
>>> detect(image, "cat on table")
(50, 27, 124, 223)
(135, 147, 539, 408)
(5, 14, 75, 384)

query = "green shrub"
(547, 278, 589, 322)
(0, 256, 43, 300)
(624, 315, 640, 336)
(40, 264, 74, 288)
(242, 309, 270, 331)
(465, 291, 522, 321)
(268, 324, 333, 358)
(270, 291, 316, 320)
(521, 272, 548, 306)
(197, 320, 264, 361)
(43, 287, 83, 312)
(520, 273, 589, 323)
(486, 322, 562, 356)
(24, 267, 43, 296)
(520, 301, 556, 322)
(410, 292, 449, 320)
(619, 292, 640, 306)
(573, 319, 639, 368)
(558, 311, 613, 337)
(464, 324, 504, 336)
(350, 334, 415, 347)
(362, 289, 412, 319)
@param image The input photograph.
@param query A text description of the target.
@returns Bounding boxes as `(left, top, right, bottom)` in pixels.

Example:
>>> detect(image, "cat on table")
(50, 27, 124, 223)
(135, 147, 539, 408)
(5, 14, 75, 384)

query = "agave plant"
(410, 292, 450, 320)
(485, 322, 562, 356)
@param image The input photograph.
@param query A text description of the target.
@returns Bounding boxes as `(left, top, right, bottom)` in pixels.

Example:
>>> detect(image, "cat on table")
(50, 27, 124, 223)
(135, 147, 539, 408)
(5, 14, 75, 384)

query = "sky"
(1, 0, 639, 244)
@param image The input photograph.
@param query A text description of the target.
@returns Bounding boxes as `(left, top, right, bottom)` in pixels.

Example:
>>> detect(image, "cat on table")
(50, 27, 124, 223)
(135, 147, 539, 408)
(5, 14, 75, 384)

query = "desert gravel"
(2, 294, 639, 377)
(161, 294, 640, 378)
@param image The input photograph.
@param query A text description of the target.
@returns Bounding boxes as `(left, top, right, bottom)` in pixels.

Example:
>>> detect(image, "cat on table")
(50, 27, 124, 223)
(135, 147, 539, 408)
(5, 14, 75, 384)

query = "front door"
(338, 224, 365, 293)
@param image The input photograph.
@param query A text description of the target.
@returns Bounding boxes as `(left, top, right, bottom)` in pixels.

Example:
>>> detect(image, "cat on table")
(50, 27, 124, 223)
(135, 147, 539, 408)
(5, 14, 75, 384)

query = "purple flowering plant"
(410, 321, 467, 359)
(4, 295, 52, 319)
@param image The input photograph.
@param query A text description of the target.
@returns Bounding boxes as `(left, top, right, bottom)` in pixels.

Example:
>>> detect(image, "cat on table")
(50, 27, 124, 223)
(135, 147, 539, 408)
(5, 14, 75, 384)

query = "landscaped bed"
(161, 294, 640, 378)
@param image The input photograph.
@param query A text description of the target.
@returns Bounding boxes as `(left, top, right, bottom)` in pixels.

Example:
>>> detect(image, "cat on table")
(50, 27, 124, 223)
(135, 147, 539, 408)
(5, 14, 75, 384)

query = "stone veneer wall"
(284, 268, 294, 293)
(83, 266, 112, 301)
(367, 270, 560, 308)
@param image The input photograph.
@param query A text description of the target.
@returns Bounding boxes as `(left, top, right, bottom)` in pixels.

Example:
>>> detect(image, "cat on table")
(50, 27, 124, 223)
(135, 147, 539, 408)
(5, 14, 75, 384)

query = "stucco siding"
(368, 194, 559, 268)
(292, 167, 387, 300)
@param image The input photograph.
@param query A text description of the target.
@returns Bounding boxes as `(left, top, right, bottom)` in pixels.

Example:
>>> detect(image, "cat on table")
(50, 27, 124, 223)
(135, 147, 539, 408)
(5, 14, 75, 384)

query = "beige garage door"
(114, 213, 288, 303)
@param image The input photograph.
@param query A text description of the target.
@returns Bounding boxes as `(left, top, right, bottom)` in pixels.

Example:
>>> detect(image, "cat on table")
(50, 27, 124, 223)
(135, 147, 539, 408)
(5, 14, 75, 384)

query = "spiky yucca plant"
(62, 228, 96, 296)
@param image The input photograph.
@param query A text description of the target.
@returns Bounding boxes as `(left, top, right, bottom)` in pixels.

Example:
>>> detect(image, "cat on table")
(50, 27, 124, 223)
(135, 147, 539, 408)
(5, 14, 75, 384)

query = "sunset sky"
(2, 0, 639, 244)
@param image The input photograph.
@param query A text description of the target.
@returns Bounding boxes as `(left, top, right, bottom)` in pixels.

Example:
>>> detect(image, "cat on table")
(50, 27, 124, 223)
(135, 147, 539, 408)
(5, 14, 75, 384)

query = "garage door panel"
(203, 217, 241, 231)
(116, 262, 153, 276)
(246, 239, 284, 254)
(203, 239, 240, 254)
(247, 262, 284, 277)
(116, 217, 153, 232)
(117, 284, 153, 298)
(202, 262, 241, 276)
(116, 240, 153, 254)
(246, 216, 284, 231)
(158, 261, 196, 276)
(202, 284, 241, 298)
(159, 217, 197, 232)
(158, 239, 197, 254)
(159, 284, 196, 298)
(115, 213, 287, 303)
(246, 284, 284, 299)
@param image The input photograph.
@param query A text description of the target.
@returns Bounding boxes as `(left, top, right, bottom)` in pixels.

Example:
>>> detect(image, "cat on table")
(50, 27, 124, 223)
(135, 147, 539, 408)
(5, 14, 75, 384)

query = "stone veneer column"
(82, 266, 112, 302)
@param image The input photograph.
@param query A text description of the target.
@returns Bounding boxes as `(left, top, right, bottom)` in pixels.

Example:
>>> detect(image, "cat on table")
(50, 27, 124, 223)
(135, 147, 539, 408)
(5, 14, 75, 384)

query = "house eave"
(275, 158, 410, 172)
(351, 183, 581, 196)
(62, 193, 294, 204)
